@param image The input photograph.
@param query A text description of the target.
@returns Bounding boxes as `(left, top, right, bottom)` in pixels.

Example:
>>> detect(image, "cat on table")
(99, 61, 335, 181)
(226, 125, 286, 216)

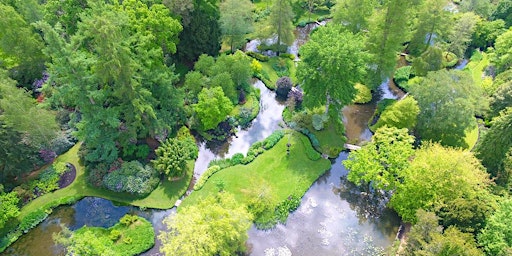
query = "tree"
(372, 96, 419, 131)
(163, 0, 194, 26)
(152, 138, 189, 179)
(344, 126, 415, 191)
(471, 18, 506, 50)
(297, 24, 370, 120)
(489, 81, 512, 119)
(405, 210, 483, 256)
(159, 193, 252, 256)
(44, 0, 88, 36)
(276, 76, 293, 99)
(410, 70, 486, 148)
(492, 0, 512, 27)
(493, 28, 512, 74)
(476, 108, 512, 187)
(0, 185, 20, 229)
(0, 3, 46, 88)
(390, 143, 491, 222)
(407, 0, 452, 56)
(412, 46, 443, 76)
(268, 0, 295, 54)
(460, 0, 493, 19)
(193, 87, 234, 131)
(176, 0, 221, 62)
(367, 0, 419, 85)
(478, 198, 512, 256)
(333, 0, 376, 33)
(219, 0, 253, 52)
(0, 70, 58, 148)
(39, 0, 185, 164)
(447, 12, 478, 58)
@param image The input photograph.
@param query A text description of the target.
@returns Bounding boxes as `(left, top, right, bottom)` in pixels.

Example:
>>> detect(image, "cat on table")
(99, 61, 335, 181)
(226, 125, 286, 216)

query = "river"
(4, 24, 404, 256)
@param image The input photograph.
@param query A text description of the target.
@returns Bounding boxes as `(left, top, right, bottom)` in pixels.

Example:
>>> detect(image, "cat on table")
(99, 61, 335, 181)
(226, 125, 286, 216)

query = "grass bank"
(181, 131, 331, 225)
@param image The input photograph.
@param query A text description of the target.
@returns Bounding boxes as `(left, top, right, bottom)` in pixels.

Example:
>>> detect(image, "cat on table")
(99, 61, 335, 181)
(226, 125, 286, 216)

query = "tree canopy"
(297, 24, 370, 120)
(159, 192, 252, 256)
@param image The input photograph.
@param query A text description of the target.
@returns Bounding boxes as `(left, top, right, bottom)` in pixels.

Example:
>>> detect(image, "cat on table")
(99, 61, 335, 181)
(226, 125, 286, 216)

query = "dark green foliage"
(274, 195, 301, 223)
(489, 81, 512, 119)
(298, 135, 321, 160)
(411, 70, 486, 148)
(103, 161, 159, 196)
(176, 0, 221, 62)
(18, 209, 48, 233)
(476, 108, 512, 186)
(492, 0, 512, 27)
(412, 47, 443, 76)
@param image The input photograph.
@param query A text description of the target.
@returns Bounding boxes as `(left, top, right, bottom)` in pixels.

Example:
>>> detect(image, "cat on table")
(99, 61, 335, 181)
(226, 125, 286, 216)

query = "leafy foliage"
(159, 192, 252, 256)
(478, 198, 512, 256)
(103, 161, 159, 196)
(193, 86, 234, 131)
(410, 69, 487, 148)
(476, 108, 512, 186)
(219, 0, 253, 52)
(276, 76, 293, 100)
(390, 143, 491, 222)
(152, 138, 192, 179)
(493, 28, 512, 74)
(344, 127, 415, 191)
(371, 96, 419, 131)
(54, 215, 154, 256)
(297, 24, 370, 120)
(0, 186, 20, 229)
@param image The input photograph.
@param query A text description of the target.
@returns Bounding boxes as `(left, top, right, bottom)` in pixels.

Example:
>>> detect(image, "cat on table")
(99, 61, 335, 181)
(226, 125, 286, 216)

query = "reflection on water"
(193, 80, 285, 177)
(247, 154, 400, 255)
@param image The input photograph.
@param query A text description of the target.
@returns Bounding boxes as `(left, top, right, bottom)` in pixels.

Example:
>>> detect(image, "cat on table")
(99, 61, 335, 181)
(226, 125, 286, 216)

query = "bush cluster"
(394, 66, 414, 90)
(194, 165, 221, 191)
(103, 161, 159, 196)
(246, 51, 269, 62)
(18, 209, 49, 233)
(299, 135, 321, 161)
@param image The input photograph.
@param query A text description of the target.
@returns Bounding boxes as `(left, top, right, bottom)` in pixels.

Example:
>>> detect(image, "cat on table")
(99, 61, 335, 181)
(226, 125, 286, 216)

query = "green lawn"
(19, 143, 192, 219)
(181, 132, 331, 213)
(307, 122, 346, 158)
(259, 57, 297, 89)
(464, 119, 479, 150)
(464, 52, 489, 87)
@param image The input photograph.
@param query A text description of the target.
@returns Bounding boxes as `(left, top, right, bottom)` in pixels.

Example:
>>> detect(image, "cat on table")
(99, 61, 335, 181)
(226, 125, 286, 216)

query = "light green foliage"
(0, 185, 20, 229)
(268, 0, 295, 51)
(194, 165, 221, 191)
(367, 0, 419, 84)
(152, 138, 190, 179)
(193, 87, 234, 131)
(412, 46, 443, 76)
(476, 108, 512, 186)
(39, 0, 184, 165)
(0, 70, 58, 148)
(471, 18, 506, 49)
(344, 127, 415, 191)
(478, 198, 512, 256)
(410, 69, 487, 148)
(493, 28, 512, 73)
(297, 24, 370, 120)
(353, 83, 372, 104)
(390, 143, 491, 222)
(405, 210, 483, 256)
(219, 0, 254, 52)
(159, 193, 252, 256)
(408, 0, 452, 56)
(0, 3, 46, 87)
(333, 0, 376, 33)
(393, 66, 413, 89)
(103, 161, 159, 196)
(372, 96, 419, 131)
(54, 215, 154, 256)
(447, 12, 478, 58)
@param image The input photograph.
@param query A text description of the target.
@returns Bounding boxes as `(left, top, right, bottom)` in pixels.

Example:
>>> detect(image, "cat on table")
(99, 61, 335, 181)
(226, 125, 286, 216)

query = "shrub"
(19, 209, 48, 233)
(103, 161, 159, 196)
(299, 135, 321, 160)
(394, 66, 413, 89)
(231, 153, 244, 165)
(152, 138, 189, 178)
(241, 155, 256, 165)
(442, 51, 458, 68)
(109, 230, 121, 241)
(250, 59, 262, 75)
(353, 83, 372, 104)
(50, 131, 75, 155)
(275, 195, 301, 224)
(263, 130, 285, 149)
(279, 53, 296, 60)
(246, 51, 269, 62)
(276, 76, 293, 99)
(312, 114, 327, 131)
(194, 165, 222, 191)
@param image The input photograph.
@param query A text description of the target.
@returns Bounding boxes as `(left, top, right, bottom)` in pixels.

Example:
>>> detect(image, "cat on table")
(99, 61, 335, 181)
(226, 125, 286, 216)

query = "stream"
(4, 24, 405, 256)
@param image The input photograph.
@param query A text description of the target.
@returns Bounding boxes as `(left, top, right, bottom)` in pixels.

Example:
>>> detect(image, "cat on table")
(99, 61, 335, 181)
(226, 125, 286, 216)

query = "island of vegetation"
(1, 0, 512, 255)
